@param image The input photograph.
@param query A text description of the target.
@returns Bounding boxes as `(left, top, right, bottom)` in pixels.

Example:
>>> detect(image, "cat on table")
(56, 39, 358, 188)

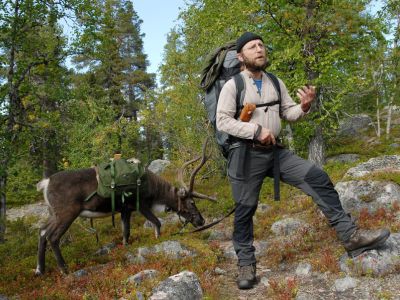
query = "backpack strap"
(265, 72, 282, 117)
(234, 72, 282, 117)
(233, 73, 245, 119)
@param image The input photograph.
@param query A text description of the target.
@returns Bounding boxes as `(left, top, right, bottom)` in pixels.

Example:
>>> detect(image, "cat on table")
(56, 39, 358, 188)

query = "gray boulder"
(345, 155, 400, 178)
(148, 160, 171, 175)
(338, 114, 373, 136)
(390, 143, 400, 149)
(127, 269, 159, 286)
(339, 233, 400, 276)
(125, 251, 146, 264)
(95, 242, 116, 256)
(144, 218, 165, 229)
(149, 271, 203, 300)
(207, 229, 231, 241)
(335, 180, 400, 213)
(137, 241, 196, 260)
(332, 276, 359, 292)
(295, 262, 312, 277)
(271, 218, 308, 236)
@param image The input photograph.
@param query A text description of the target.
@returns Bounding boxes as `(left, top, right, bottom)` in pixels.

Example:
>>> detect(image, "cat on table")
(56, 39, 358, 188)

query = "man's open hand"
(297, 85, 316, 112)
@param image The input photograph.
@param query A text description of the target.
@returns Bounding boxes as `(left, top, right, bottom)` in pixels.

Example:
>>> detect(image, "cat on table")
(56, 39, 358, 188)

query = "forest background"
(0, 0, 399, 244)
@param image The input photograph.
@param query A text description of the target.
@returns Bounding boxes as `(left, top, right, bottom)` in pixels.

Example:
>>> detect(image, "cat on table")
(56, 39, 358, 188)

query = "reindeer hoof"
(34, 267, 44, 276)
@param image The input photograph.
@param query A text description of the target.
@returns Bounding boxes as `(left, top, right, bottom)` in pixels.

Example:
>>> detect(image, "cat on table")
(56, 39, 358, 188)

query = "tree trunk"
(284, 124, 295, 150)
(308, 125, 325, 167)
(386, 100, 393, 139)
(376, 104, 381, 138)
(303, 0, 325, 165)
(0, 161, 7, 243)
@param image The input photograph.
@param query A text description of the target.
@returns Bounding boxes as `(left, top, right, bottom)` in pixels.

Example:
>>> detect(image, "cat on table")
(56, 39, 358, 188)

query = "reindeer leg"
(35, 223, 49, 275)
(120, 208, 132, 246)
(139, 206, 161, 239)
(46, 217, 76, 275)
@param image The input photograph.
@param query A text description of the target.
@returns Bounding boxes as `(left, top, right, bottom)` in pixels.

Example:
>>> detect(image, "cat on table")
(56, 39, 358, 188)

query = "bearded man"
(216, 32, 390, 290)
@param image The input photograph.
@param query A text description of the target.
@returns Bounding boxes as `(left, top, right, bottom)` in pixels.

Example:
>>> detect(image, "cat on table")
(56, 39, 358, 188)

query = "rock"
(338, 114, 373, 136)
(260, 276, 270, 287)
(345, 155, 400, 178)
(296, 292, 318, 300)
(127, 269, 159, 286)
(335, 180, 400, 213)
(0, 295, 9, 300)
(390, 143, 400, 148)
(125, 252, 147, 264)
(325, 154, 360, 164)
(149, 271, 203, 300)
(73, 269, 88, 278)
(271, 218, 308, 236)
(164, 213, 181, 224)
(214, 267, 226, 275)
(135, 292, 145, 300)
(72, 265, 103, 278)
(332, 276, 359, 292)
(95, 242, 116, 256)
(148, 160, 171, 175)
(339, 233, 400, 276)
(137, 241, 196, 260)
(144, 218, 165, 229)
(295, 262, 312, 277)
(218, 240, 268, 260)
(7, 202, 49, 228)
(207, 230, 230, 241)
(257, 203, 271, 213)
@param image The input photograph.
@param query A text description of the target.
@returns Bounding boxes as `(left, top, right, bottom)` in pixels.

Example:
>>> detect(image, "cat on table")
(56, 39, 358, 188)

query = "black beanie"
(236, 32, 264, 53)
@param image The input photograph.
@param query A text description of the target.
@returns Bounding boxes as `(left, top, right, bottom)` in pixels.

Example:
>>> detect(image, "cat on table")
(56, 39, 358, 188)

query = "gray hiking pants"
(227, 144, 357, 266)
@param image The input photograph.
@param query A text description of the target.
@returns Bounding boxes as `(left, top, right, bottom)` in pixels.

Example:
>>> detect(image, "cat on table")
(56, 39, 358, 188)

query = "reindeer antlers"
(177, 138, 216, 202)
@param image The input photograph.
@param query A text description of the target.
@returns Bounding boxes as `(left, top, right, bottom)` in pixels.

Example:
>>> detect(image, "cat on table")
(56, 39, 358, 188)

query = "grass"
(0, 213, 222, 299)
(1, 124, 400, 299)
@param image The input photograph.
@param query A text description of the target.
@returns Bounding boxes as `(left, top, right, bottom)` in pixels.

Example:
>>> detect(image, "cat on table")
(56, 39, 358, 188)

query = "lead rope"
(171, 206, 236, 235)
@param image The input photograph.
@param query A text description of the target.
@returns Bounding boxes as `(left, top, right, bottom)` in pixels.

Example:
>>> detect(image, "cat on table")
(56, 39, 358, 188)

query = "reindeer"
(35, 140, 215, 275)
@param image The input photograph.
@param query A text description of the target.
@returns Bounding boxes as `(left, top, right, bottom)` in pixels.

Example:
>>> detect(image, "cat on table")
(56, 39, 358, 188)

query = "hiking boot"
(236, 263, 256, 289)
(343, 228, 390, 258)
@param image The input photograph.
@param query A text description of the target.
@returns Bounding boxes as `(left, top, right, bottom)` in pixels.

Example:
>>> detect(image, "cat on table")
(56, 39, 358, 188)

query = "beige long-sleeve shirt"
(216, 70, 306, 140)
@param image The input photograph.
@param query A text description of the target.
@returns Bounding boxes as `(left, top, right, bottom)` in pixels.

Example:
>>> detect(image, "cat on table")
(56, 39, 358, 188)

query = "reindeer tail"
(37, 178, 50, 192)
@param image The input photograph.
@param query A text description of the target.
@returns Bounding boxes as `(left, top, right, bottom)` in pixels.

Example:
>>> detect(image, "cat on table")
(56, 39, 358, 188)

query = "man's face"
(238, 39, 267, 72)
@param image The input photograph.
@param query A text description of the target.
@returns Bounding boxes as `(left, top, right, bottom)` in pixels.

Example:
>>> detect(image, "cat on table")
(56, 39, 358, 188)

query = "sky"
(132, 0, 186, 74)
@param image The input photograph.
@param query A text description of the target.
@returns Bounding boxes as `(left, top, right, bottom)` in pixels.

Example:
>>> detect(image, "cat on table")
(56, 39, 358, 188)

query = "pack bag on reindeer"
(95, 157, 145, 226)
(199, 40, 282, 158)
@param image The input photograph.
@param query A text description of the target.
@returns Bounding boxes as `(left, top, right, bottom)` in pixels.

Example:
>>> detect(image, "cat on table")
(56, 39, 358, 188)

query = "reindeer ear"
(177, 188, 187, 198)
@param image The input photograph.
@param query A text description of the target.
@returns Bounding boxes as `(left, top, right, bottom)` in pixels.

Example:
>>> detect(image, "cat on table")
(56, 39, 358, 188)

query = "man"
(216, 32, 390, 290)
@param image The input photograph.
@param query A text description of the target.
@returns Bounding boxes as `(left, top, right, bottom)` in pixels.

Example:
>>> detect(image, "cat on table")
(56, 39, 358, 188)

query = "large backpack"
(200, 41, 282, 158)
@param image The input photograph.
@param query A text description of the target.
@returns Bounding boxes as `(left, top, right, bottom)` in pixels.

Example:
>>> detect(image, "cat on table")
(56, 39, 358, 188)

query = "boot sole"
(237, 278, 256, 290)
(347, 229, 390, 258)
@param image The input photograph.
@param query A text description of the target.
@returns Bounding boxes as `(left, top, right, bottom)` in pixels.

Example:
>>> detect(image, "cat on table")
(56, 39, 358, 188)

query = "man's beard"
(242, 55, 268, 72)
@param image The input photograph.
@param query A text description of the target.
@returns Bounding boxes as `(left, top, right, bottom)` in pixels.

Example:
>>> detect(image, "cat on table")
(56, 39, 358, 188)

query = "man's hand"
(257, 127, 276, 145)
(297, 85, 316, 112)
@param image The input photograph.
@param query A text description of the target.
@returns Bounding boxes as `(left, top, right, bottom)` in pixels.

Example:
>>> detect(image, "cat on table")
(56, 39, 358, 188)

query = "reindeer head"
(175, 138, 216, 227)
